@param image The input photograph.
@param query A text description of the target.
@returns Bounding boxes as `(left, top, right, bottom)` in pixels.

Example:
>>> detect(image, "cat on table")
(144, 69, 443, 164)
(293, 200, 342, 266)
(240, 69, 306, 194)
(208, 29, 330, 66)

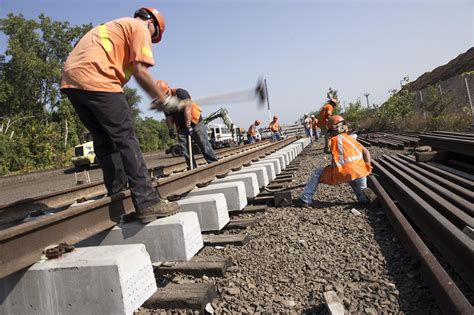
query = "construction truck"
(166, 108, 244, 157)
(205, 107, 245, 148)
(71, 134, 97, 167)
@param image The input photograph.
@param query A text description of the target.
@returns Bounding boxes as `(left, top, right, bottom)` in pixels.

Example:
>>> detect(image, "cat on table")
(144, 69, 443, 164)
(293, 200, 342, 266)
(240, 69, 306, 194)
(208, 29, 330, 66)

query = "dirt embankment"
(404, 47, 474, 92)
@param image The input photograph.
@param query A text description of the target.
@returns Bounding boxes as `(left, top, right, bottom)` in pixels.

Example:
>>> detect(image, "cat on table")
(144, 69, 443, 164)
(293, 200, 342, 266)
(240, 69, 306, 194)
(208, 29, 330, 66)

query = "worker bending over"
(318, 98, 338, 153)
(269, 115, 282, 142)
(158, 81, 218, 170)
(61, 7, 183, 224)
(247, 120, 261, 144)
(296, 115, 373, 208)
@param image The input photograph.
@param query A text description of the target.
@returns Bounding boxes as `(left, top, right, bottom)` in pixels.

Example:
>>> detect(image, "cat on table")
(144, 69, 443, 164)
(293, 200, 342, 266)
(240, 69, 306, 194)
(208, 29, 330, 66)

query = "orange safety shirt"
(269, 121, 280, 132)
(320, 133, 372, 185)
(247, 124, 257, 137)
(61, 18, 154, 92)
(169, 102, 202, 129)
(312, 118, 318, 129)
(317, 104, 334, 128)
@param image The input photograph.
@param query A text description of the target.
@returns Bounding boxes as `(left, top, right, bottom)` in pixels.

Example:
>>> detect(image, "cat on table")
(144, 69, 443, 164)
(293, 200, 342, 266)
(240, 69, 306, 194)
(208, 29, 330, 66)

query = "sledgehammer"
(193, 78, 267, 107)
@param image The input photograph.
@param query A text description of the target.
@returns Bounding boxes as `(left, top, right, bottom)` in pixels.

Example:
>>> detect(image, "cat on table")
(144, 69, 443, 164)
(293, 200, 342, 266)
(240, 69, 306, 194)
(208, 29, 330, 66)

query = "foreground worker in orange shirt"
(318, 98, 338, 153)
(268, 115, 282, 141)
(295, 115, 374, 208)
(61, 8, 183, 224)
(157, 81, 218, 170)
(247, 120, 261, 144)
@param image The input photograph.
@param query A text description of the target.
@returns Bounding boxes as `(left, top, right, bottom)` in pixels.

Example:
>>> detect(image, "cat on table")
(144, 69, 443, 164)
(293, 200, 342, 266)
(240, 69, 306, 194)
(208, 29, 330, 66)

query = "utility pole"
(364, 93, 370, 108)
(264, 78, 272, 123)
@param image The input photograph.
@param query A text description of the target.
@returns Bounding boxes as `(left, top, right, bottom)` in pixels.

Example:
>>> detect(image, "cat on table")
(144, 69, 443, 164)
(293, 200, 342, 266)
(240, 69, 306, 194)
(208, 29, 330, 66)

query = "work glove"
(184, 126, 193, 137)
(149, 96, 185, 114)
(168, 128, 176, 138)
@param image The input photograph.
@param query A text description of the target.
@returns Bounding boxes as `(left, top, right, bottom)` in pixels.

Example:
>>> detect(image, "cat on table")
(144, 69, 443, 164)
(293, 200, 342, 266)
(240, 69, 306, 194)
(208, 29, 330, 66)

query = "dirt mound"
(405, 47, 474, 92)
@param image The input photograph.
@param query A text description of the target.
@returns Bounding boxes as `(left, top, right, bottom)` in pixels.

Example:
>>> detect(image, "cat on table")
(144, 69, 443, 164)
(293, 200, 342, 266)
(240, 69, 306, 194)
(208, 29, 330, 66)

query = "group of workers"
(60, 7, 374, 224)
(303, 113, 320, 141)
(296, 99, 375, 207)
(246, 115, 283, 144)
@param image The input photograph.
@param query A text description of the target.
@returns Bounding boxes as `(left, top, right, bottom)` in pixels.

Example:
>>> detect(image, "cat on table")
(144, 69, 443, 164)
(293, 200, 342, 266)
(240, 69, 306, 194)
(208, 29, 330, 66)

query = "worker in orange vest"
(61, 7, 182, 224)
(295, 115, 374, 208)
(247, 120, 261, 144)
(268, 115, 282, 142)
(311, 115, 319, 140)
(318, 98, 338, 153)
(158, 81, 218, 170)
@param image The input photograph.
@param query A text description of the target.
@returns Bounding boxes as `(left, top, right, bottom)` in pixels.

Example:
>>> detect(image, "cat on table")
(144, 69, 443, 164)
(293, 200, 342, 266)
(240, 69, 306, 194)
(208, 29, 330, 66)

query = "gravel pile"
(144, 143, 439, 314)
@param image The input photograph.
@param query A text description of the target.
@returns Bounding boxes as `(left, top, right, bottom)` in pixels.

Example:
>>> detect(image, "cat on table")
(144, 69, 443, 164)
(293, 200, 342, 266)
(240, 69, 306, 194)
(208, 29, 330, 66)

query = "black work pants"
(62, 88, 160, 213)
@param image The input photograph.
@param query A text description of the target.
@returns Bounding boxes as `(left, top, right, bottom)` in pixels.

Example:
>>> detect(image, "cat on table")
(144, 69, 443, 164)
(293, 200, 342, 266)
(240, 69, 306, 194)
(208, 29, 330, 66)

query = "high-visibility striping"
(141, 46, 153, 58)
(335, 134, 364, 166)
(124, 66, 134, 81)
(98, 24, 112, 52)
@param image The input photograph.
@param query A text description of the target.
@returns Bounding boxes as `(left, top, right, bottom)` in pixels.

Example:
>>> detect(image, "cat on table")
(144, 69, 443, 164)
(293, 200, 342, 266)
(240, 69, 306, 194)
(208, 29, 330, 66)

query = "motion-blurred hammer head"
(255, 77, 267, 107)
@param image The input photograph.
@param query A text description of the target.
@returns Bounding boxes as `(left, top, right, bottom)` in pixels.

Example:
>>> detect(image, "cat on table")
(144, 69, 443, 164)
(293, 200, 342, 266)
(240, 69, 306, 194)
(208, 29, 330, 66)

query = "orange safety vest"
(269, 121, 279, 132)
(320, 133, 372, 185)
(190, 102, 202, 125)
(318, 104, 333, 128)
(312, 118, 318, 129)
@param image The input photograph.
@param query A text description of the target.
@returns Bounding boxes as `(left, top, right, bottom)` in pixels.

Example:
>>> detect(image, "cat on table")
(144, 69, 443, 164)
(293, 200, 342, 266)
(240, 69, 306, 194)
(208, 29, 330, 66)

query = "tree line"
(0, 13, 172, 175)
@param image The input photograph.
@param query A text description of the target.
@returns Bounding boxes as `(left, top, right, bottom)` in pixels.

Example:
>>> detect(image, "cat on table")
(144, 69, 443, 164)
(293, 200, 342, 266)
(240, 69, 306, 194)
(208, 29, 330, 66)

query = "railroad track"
(369, 131, 474, 314)
(0, 140, 272, 226)
(0, 137, 297, 279)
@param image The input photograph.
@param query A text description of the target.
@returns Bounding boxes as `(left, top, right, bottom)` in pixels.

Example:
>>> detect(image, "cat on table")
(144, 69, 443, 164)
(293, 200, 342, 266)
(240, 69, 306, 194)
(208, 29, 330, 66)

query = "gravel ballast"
(144, 143, 439, 314)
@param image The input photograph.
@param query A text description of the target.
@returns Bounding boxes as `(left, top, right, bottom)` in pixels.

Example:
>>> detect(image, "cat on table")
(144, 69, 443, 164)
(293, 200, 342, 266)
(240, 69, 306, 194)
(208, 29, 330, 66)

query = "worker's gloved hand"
(184, 126, 193, 137)
(150, 96, 184, 113)
(168, 128, 176, 138)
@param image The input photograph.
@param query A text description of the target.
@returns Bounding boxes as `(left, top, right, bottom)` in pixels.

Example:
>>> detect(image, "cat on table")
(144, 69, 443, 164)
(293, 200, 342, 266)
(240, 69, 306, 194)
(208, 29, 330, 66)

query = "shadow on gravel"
(364, 206, 438, 313)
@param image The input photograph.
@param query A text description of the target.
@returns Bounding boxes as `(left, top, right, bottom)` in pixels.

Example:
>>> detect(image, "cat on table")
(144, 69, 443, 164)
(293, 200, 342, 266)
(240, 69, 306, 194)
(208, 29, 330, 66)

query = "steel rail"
(378, 156, 474, 229)
(420, 135, 474, 157)
(396, 155, 474, 190)
(0, 141, 272, 223)
(368, 176, 473, 315)
(0, 137, 297, 279)
(155, 137, 296, 198)
(387, 156, 474, 205)
(150, 140, 271, 176)
(427, 162, 474, 181)
(390, 155, 474, 202)
(373, 161, 474, 289)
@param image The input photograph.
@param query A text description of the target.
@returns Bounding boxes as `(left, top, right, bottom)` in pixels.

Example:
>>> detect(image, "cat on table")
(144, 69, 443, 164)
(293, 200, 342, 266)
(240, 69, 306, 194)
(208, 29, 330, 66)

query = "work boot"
(362, 188, 380, 208)
(294, 198, 312, 209)
(138, 200, 180, 224)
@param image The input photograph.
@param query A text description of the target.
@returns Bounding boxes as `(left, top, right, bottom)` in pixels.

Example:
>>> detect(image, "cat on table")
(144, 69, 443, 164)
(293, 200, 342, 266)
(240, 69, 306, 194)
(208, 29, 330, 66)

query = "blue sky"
(1, 0, 473, 128)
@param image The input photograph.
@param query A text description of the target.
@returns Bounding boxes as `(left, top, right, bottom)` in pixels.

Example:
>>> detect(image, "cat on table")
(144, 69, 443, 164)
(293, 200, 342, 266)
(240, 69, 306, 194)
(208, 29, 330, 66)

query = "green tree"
(0, 13, 92, 117)
(124, 86, 143, 122)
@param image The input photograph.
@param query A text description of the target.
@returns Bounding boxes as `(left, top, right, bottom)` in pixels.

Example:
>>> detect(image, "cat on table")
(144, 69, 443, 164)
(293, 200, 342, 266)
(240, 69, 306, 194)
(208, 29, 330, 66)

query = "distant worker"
(303, 113, 312, 139)
(295, 115, 374, 208)
(318, 98, 338, 153)
(158, 81, 219, 170)
(311, 115, 319, 140)
(247, 119, 261, 144)
(268, 115, 282, 142)
(61, 8, 183, 224)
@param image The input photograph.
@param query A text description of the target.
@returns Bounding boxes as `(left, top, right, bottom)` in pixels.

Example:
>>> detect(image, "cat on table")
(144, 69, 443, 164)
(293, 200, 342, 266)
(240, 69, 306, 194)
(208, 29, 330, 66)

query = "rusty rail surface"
(373, 160, 474, 289)
(368, 176, 473, 314)
(0, 141, 271, 224)
(0, 137, 296, 279)
(420, 133, 474, 157)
